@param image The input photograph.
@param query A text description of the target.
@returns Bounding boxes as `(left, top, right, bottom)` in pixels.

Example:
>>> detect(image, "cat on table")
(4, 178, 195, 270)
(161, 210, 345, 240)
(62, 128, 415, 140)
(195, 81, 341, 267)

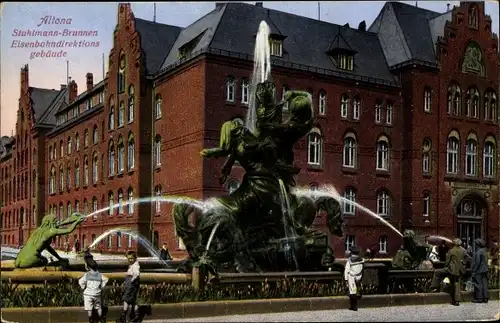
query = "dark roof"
(390, 2, 441, 64)
(29, 87, 60, 124)
(328, 27, 356, 54)
(0, 136, 14, 160)
(36, 88, 68, 126)
(159, 2, 397, 85)
(369, 2, 441, 67)
(134, 18, 182, 75)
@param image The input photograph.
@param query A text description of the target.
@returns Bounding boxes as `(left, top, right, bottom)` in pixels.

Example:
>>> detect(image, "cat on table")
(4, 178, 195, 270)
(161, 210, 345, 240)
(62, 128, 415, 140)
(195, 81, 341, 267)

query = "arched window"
(118, 101, 125, 127)
(84, 129, 89, 148)
(66, 162, 71, 190)
(155, 185, 162, 213)
(424, 87, 432, 112)
(352, 97, 361, 120)
(307, 128, 322, 166)
(83, 198, 88, 215)
(465, 136, 478, 176)
(342, 133, 357, 168)
(468, 5, 478, 28)
(340, 94, 349, 118)
(377, 190, 391, 217)
(241, 78, 249, 104)
(446, 131, 460, 174)
(484, 91, 497, 121)
(374, 100, 382, 123)
(92, 152, 98, 184)
(75, 200, 80, 213)
(118, 54, 126, 93)
(108, 97, 115, 130)
(127, 187, 134, 215)
(60, 140, 64, 158)
(67, 137, 72, 154)
(226, 76, 235, 102)
(59, 203, 64, 221)
(343, 187, 356, 215)
(108, 191, 115, 216)
(386, 102, 393, 124)
(447, 84, 462, 115)
(128, 85, 135, 122)
(93, 125, 99, 144)
(127, 132, 135, 170)
(155, 94, 162, 119)
(49, 166, 56, 194)
(67, 202, 72, 219)
(59, 165, 64, 192)
(376, 135, 390, 171)
(423, 191, 430, 217)
(74, 160, 80, 188)
(117, 136, 125, 174)
(118, 189, 124, 214)
(83, 155, 89, 186)
(318, 90, 326, 115)
(154, 135, 162, 166)
(108, 141, 115, 176)
(92, 196, 98, 214)
(483, 137, 496, 178)
(75, 133, 80, 151)
(32, 170, 36, 198)
(422, 138, 432, 174)
(466, 88, 479, 118)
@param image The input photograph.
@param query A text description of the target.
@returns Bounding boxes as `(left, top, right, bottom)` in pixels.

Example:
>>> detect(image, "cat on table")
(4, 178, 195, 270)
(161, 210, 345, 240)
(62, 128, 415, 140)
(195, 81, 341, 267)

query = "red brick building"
(1, 2, 498, 258)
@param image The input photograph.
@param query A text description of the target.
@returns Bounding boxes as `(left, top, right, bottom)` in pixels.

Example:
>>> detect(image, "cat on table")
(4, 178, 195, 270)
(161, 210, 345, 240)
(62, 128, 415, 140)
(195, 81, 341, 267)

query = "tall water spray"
(246, 21, 272, 134)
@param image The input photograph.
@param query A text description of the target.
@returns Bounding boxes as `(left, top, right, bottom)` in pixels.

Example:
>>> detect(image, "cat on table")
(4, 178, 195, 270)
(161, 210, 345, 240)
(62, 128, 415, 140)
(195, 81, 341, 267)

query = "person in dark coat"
(159, 243, 172, 261)
(471, 238, 489, 303)
(430, 238, 465, 306)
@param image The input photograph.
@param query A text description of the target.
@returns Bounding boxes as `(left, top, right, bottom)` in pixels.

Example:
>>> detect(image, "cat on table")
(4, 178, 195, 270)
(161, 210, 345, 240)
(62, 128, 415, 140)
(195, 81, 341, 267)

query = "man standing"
(159, 243, 172, 261)
(471, 238, 489, 303)
(430, 238, 465, 306)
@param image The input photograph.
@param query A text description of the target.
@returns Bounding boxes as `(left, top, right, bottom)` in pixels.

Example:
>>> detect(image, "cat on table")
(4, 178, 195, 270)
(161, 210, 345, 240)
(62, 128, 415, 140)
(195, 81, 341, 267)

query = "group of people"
(78, 249, 142, 323)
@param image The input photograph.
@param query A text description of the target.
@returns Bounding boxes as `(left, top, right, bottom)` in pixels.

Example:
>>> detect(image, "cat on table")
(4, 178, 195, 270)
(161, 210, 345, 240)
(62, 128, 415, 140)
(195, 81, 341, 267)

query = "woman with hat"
(429, 238, 466, 306)
(344, 245, 365, 311)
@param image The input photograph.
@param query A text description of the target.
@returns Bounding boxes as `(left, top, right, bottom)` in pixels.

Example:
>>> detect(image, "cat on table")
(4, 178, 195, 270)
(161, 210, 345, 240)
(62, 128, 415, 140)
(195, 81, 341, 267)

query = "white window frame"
(307, 132, 322, 166)
(226, 77, 235, 102)
(92, 154, 98, 184)
(353, 98, 360, 120)
(340, 95, 348, 118)
(376, 141, 389, 171)
(422, 153, 430, 174)
(155, 96, 162, 119)
(465, 139, 477, 176)
(93, 127, 99, 145)
(343, 188, 356, 215)
(118, 143, 125, 174)
(424, 88, 431, 112)
(241, 79, 249, 104)
(128, 188, 134, 215)
(118, 191, 124, 215)
(423, 193, 430, 217)
(377, 191, 390, 217)
(108, 193, 114, 216)
(483, 142, 495, 178)
(379, 236, 388, 254)
(118, 102, 125, 127)
(343, 137, 356, 168)
(127, 138, 135, 170)
(270, 39, 283, 57)
(318, 91, 326, 115)
(154, 137, 161, 166)
(83, 157, 89, 186)
(155, 186, 161, 213)
(375, 103, 381, 123)
(344, 235, 355, 252)
(446, 138, 459, 174)
(386, 103, 393, 125)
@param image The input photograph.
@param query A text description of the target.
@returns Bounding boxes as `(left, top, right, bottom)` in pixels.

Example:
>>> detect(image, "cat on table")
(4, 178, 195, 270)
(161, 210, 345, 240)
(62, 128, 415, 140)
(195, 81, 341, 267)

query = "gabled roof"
(29, 87, 60, 124)
(160, 4, 226, 70)
(369, 1, 441, 67)
(134, 18, 182, 75)
(35, 88, 68, 126)
(328, 26, 357, 54)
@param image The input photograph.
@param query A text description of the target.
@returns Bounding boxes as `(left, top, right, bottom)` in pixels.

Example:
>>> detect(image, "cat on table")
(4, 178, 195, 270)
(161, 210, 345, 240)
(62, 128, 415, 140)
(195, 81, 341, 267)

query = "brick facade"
(1, 2, 498, 259)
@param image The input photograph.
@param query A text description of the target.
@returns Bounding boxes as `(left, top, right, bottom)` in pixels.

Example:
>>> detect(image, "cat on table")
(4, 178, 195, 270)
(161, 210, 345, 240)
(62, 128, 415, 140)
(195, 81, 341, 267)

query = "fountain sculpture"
(172, 21, 344, 275)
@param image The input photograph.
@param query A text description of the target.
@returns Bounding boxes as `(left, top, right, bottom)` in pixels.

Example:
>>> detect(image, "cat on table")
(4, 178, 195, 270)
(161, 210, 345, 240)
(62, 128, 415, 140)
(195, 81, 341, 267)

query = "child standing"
(79, 257, 109, 323)
(344, 245, 365, 311)
(120, 251, 141, 323)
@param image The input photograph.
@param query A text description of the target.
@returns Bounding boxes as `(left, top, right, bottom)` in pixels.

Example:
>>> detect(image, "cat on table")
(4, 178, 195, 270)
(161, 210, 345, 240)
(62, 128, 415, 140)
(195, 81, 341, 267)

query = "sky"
(0, 1, 498, 136)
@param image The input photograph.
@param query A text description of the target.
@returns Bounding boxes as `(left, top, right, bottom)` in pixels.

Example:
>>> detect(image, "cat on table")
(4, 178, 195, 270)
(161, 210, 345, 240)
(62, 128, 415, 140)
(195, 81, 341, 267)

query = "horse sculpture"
(173, 81, 344, 274)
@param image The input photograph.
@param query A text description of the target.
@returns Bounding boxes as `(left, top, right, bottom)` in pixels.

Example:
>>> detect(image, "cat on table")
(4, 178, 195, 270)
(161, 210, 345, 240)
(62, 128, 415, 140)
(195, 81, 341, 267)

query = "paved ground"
(146, 301, 500, 322)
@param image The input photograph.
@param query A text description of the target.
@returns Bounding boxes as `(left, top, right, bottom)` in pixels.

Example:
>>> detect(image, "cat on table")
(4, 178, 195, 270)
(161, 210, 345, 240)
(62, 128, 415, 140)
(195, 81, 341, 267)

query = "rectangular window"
(423, 194, 430, 216)
(337, 54, 354, 70)
(270, 39, 283, 57)
(344, 235, 355, 252)
(379, 236, 387, 254)
(375, 104, 381, 123)
(386, 104, 393, 125)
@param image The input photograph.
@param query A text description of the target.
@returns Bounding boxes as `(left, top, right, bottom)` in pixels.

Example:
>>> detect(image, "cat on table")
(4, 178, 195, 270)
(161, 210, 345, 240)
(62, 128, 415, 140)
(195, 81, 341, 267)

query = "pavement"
(145, 301, 500, 322)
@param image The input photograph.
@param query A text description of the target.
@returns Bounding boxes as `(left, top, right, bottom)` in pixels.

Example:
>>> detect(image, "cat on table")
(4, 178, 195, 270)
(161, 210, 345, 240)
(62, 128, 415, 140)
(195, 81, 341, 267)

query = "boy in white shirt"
(344, 245, 365, 311)
(79, 258, 109, 323)
(119, 251, 141, 323)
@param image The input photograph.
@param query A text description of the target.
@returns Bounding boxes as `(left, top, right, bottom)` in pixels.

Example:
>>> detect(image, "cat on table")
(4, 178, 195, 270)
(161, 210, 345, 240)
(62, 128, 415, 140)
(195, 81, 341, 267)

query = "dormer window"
(86, 100, 91, 110)
(270, 39, 283, 57)
(337, 53, 354, 71)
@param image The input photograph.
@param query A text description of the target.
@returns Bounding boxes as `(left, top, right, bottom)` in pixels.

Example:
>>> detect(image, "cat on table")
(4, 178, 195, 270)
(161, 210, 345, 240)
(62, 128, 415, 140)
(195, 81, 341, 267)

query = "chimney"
(215, 2, 224, 10)
(69, 80, 78, 103)
(60, 84, 67, 90)
(86, 73, 94, 91)
(256, 2, 263, 7)
(447, 3, 450, 11)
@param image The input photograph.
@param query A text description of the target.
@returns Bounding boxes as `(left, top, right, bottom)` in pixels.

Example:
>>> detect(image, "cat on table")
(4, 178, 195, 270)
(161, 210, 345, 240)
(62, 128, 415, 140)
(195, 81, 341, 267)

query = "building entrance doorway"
(456, 195, 486, 253)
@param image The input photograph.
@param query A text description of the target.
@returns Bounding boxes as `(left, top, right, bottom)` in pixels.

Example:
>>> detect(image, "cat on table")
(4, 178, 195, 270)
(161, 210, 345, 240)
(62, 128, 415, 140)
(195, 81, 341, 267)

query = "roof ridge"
(134, 17, 181, 29)
(389, 1, 441, 15)
(206, 3, 228, 49)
